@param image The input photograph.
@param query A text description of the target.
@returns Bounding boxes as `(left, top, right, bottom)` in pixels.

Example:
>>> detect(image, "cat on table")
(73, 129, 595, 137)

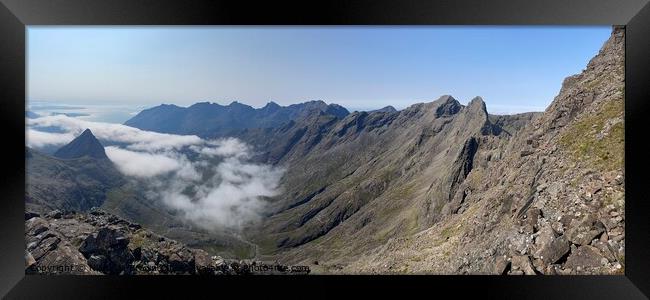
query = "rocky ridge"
(25, 209, 308, 275)
(335, 26, 625, 275)
(124, 100, 350, 138)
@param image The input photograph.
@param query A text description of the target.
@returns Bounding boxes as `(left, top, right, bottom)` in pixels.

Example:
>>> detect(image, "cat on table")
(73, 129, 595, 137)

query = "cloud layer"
(28, 115, 203, 151)
(27, 115, 284, 230)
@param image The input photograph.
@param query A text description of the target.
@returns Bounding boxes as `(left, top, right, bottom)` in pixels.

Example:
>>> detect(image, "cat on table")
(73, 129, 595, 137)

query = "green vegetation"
(466, 167, 485, 190)
(388, 182, 417, 200)
(128, 230, 150, 249)
(103, 187, 136, 211)
(432, 222, 464, 247)
(602, 190, 625, 210)
(558, 98, 624, 172)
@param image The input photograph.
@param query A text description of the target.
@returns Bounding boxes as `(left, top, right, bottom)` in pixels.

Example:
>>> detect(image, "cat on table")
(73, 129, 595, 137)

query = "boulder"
(559, 214, 574, 228)
(30, 236, 61, 261)
(592, 241, 617, 263)
(26, 217, 49, 236)
(79, 227, 134, 274)
(107, 248, 135, 275)
(87, 254, 108, 271)
(158, 244, 195, 274)
(79, 228, 129, 255)
(193, 249, 214, 275)
(565, 245, 607, 269)
(531, 258, 546, 274)
(533, 224, 570, 264)
(493, 256, 510, 275)
(551, 221, 564, 234)
(540, 236, 570, 264)
(521, 208, 541, 234)
(511, 255, 536, 275)
(565, 215, 605, 246)
(533, 224, 556, 252)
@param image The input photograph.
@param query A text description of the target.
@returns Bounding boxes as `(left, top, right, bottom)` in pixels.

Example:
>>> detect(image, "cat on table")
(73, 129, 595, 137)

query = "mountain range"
(25, 26, 625, 275)
(124, 100, 350, 138)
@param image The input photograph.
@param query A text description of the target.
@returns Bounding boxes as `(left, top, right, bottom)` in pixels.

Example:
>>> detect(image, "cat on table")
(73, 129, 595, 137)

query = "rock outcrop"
(25, 209, 308, 275)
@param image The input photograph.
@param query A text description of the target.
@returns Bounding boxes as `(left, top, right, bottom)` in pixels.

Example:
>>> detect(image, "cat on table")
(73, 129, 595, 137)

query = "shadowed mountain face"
(26, 27, 624, 275)
(54, 129, 109, 160)
(27, 130, 124, 213)
(124, 100, 350, 138)
(246, 95, 520, 256)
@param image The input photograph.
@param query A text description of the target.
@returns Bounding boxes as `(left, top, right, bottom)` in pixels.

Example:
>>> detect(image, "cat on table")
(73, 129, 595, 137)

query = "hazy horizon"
(27, 95, 544, 124)
(28, 26, 611, 116)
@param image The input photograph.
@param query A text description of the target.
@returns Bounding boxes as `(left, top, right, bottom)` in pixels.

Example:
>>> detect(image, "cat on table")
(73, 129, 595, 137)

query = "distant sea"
(27, 101, 151, 124)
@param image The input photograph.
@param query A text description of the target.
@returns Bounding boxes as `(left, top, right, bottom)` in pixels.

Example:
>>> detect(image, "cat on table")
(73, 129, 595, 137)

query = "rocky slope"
(329, 26, 625, 275)
(238, 95, 549, 274)
(25, 209, 307, 275)
(247, 95, 519, 259)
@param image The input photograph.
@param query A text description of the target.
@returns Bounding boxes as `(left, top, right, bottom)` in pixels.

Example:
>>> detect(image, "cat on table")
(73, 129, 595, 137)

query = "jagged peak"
(455, 97, 503, 136)
(438, 94, 457, 103)
(264, 101, 281, 108)
(79, 128, 94, 137)
(53, 128, 108, 160)
(467, 96, 489, 115)
(468, 96, 485, 107)
(434, 95, 462, 117)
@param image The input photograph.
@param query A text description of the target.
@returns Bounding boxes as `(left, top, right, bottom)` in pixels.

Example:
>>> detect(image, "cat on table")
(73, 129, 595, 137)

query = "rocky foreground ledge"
(25, 209, 310, 275)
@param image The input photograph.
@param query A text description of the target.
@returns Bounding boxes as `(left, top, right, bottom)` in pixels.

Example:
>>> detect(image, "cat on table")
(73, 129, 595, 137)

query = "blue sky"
(28, 26, 612, 114)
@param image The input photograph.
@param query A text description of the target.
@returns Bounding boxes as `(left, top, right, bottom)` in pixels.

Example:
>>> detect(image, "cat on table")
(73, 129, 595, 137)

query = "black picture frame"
(1, 0, 649, 298)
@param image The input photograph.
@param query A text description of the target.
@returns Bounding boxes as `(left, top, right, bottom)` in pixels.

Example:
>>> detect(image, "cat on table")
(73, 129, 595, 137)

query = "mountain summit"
(54, 129, 108, 160)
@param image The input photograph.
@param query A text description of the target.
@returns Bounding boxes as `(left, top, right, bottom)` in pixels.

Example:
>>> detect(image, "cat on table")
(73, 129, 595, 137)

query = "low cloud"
(27, 114, 284, 231)
(191, 137, 251, 159)
(105, 147, 186, 178)
(28, 115, 203, 151)
(26, 129, 75, 148)
(161, 156, 284, 229)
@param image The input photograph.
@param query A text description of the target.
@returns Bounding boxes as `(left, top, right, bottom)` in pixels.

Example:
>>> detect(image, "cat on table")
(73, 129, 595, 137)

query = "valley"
(25, 26, 625, 275)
